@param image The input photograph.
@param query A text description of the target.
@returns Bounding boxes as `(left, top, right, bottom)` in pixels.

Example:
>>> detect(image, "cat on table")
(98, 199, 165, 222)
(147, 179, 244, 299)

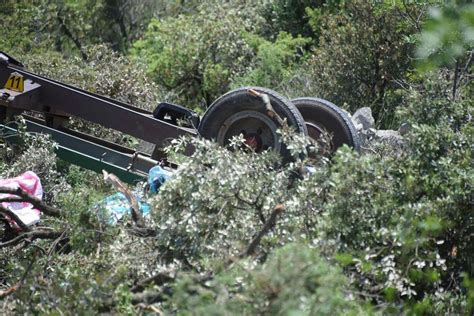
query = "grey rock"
(352, 107, 375, 131)
(367, 128, 377, 138)
(356, 128, 376, 150)
(374, 130, 405, 147)
(353, 122, 363, 131)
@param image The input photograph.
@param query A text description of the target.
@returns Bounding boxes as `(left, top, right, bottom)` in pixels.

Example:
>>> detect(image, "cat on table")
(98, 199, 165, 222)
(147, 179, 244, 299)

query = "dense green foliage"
(301, 1, 420, 127)
(130, 2, 312, 107)
(1, 0, 473, 314)
(130, 3, 261, 107)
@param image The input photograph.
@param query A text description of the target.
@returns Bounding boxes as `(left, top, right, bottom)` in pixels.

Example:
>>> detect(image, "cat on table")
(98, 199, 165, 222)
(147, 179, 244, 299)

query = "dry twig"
(131, 272, 175, 293)
(248, 89, 285, 126)
(0, 206, 31, 232)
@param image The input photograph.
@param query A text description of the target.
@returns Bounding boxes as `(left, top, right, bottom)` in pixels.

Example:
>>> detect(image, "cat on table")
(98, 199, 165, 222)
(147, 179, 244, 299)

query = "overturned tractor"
(0, 51, 359, 182)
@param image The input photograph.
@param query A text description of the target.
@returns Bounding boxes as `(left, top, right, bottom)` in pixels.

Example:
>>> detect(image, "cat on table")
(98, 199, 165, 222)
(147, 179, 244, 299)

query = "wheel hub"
(306, 122, 324, 140)
(244, 133, 263, 151)
(217, 110, 281, 153)
(306, 121, 334, 151)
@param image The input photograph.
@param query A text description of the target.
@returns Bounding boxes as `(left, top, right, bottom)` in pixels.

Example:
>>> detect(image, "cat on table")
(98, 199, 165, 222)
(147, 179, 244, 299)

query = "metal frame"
(0, 52, 196, 183)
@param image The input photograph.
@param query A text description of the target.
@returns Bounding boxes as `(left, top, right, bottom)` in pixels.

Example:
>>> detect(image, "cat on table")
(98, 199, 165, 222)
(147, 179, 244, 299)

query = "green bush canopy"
(0, 1, 472, 314)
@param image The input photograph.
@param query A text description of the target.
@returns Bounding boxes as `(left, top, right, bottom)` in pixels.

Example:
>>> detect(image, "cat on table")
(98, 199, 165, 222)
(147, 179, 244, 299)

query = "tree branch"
(131, 272, 175, 293)
(130, 213, 288, 306)
(239, 204, 285, 258)
(401, 0, 423, 32)
(126, 227, 157, 237)
(0, 187, 62, 217)
(102, 170, 145, 227)
(453, 59, 460, 100)
(57, 13, 88, 60)
(0, 229, 64, 248)
(131, 290, 165, 304)
(458, 49, 474, 91)
(0, 206, 31, 232)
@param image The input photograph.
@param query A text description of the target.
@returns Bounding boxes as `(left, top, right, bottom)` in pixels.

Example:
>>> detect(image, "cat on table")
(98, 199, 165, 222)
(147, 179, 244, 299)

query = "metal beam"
(1, 120, 155, 184)
(0, 62, 197, 152)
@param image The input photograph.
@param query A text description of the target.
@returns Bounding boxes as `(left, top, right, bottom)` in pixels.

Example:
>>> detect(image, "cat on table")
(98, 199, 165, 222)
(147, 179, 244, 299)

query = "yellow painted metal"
(3, 72, 24, 92)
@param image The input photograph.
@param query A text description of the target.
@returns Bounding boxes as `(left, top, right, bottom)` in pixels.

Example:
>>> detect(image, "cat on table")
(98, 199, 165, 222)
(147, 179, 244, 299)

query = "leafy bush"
(149, 131, 317, 264)
(1, 83, 471, 313)
(0, 0, 53, 53)
(166, 243, 372, 315)
(21, 45, 163, 111)
(232, 32, 310, 89)
(280, 1, 424, 128)
(0, 0, 169, 55)
(302, 72, 473, 313)
(417, 3, 474, 70)
(259, 0, 341, 43)
(131, 2, 263, 108)
(259, 0, 323, 39)
(131, 2, 309, 108)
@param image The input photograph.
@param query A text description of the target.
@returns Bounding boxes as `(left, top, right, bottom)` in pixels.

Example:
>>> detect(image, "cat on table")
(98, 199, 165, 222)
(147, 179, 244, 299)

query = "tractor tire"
(199, 87, 307, 161)
(291, 97, 360, 152)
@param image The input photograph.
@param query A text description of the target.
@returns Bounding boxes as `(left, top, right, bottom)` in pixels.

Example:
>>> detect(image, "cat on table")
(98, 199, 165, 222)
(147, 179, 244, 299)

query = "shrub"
(166, 243, 372, 315)
(0, 0, 53, 53)
(259, 0, 342, 43)
(279, 1, 423, 128)
(130, 3, 261, 108)
(232, 32, 311, 89)
(299, 71, 473, 312)
(417, 3, 474, 70)
(149, 131, 319, 264)
(131, 2, 308, 108)
(20, 45, 163, 111)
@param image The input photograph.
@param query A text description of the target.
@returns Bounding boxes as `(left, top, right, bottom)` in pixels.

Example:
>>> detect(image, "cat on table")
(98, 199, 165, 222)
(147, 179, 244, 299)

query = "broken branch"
(0, 186, 61, 217)
(0, 249, 38, 298)
(248, 89, 285, 126)
(102, 170, 145, 227)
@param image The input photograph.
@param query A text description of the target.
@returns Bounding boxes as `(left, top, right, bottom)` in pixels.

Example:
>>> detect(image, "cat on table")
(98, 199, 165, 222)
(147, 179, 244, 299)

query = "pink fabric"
(0, 171, 43, 230)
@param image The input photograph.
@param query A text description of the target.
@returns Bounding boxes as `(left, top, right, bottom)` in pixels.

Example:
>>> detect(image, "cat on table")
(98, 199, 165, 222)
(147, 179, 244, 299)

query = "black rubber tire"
(291, 97, 360, 152)
(199, 87, 308, 160)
